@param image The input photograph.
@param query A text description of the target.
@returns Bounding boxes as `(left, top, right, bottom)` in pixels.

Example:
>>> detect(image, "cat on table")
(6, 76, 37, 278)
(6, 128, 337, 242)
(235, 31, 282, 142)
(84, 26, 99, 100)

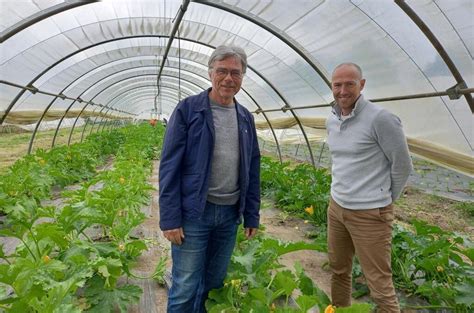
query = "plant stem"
(28, 228, 42, 259)
(19, 238, 37, 261)
(1, 257, 11, 265)
(80, 229, 93, 242)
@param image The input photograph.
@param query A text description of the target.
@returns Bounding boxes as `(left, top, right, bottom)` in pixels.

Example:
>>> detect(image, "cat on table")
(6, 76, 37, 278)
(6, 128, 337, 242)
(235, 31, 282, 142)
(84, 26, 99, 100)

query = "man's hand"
(244, 227, 258, 239)
(163, 227, 185, 245)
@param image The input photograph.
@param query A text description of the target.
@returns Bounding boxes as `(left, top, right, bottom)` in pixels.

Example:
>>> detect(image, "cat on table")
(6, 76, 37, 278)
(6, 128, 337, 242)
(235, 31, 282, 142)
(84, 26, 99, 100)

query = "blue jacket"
(159, 89, 261, 231)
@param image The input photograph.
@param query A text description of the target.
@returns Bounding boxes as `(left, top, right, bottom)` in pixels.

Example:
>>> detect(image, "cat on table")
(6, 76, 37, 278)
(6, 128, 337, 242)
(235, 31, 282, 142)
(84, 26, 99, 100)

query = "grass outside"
(0, 126, 87, 172)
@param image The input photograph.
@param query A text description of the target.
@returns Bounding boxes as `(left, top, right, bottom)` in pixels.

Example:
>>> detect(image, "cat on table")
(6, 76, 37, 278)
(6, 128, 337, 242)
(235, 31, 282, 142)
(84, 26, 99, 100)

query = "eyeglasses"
(212, 68, 243, 79)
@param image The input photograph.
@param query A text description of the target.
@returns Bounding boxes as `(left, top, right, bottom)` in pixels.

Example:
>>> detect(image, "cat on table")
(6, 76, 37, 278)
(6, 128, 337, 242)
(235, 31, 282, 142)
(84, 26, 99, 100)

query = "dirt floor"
(394, 186, 473, 236)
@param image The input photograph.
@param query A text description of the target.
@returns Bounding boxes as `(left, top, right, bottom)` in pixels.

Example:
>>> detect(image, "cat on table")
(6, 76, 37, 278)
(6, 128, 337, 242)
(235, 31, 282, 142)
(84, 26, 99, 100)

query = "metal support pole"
(395, 0, 474, 112)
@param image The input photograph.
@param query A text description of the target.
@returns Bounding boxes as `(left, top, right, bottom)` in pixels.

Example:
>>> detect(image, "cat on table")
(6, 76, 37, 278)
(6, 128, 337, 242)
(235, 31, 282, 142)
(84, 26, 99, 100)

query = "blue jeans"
(167, 201, 239, 313)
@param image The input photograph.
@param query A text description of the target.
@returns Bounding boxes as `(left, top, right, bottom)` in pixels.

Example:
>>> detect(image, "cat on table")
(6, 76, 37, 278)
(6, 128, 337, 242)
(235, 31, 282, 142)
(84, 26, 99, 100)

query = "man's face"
(208, 56, 243, 104)
(331, 65, 365, 112)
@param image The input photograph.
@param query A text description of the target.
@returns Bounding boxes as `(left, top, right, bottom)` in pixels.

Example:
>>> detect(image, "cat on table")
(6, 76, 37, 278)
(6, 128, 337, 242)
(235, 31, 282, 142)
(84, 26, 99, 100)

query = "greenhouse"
(0, 0, 472, 312)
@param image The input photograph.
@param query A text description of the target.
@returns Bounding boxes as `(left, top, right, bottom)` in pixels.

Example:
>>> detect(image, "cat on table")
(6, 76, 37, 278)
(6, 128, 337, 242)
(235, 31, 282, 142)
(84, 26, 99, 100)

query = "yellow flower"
(118, 244, 125, 251)
(230, 279, 241, 288)
(436, 265, 444, 272)
(119, 177, 126, 184)
(325, 304, 336, 313)
(270, 303, 276, 312)
(42, 255, 51, 263)
(305, 205, 314, 215)
(39, 159, 46, 166)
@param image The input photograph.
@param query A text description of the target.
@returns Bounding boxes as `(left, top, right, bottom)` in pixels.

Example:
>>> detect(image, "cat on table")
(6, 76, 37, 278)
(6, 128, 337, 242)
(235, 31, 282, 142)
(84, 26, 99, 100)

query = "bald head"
(331, 63, 366, 115)
(332, 63, 363, 80)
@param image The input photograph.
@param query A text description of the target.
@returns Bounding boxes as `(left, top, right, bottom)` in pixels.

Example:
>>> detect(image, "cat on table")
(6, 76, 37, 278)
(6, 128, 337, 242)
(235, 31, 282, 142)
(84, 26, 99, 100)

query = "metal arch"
(111, 89, 192, 107)
(52, 62, 207, 148)
(193, 0, 331, 88)
(156, 0, 191, 85)
(395, 0, 473, 113)
(104, 84, 194, 113)
(103, 66, 284, 161)
(48, 46, 280, 161)
(107, 89, 190, 111)
(1, 34, 214, 126)
(241, 90, 283, 163)
(1, 35, 167, 125)
(0, 1, 98, 43)
(89, 87, 193, 136)
(75, 74, 203, 141)
(50, 58, 208, 147)
(68, 74, 201, 146)
(92, 64, 284, 162)
(96, 74, 200, 105)
(250, 68, 316, 166)
(33, 66, 169, 153)
(3, 34, 294, 161)
(95, 92, 191, 134)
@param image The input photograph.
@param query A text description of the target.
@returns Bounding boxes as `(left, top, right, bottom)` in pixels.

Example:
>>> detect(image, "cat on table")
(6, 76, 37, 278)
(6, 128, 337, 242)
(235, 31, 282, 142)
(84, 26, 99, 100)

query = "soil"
(395, 186, 473, 237)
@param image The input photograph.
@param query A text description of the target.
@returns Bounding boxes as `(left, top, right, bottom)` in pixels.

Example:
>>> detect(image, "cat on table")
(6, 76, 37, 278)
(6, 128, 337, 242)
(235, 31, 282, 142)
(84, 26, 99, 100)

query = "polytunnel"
(1, 1, 474, 312)
(0, 0, 473, 176)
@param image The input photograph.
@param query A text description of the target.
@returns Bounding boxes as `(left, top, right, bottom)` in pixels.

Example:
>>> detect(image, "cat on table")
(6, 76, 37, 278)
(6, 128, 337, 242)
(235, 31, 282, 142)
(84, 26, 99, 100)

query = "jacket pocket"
(181, 174, 200, 211)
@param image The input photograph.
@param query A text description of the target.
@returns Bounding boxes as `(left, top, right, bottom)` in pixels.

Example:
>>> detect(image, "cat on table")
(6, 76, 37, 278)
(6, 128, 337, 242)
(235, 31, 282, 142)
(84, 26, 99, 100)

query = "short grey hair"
(208, 45, 248, 74)
(333, 62, 363, 79)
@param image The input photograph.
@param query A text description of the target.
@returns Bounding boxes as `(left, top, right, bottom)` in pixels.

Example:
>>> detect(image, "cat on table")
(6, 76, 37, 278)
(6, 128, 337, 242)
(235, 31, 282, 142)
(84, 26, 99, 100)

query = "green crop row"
(0, 123, 166, 312)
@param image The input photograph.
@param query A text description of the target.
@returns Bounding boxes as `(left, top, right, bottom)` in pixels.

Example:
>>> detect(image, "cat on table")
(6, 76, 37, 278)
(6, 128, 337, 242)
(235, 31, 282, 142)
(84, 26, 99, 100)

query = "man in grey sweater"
(326, 63, 412, 312)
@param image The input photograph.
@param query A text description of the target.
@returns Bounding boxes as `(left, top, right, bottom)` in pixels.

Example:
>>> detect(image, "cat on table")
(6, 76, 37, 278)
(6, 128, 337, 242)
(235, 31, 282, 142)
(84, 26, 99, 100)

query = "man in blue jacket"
(159, 45, 260, 313)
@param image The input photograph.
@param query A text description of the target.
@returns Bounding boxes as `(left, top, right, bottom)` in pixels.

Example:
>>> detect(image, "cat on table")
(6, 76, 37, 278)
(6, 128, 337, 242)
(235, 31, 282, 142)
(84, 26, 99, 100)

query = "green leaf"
(455, 280, 474, 305)
(295, 262, 314, 295)
(463, 248, 474, 262)
(92, 257, 123, 289)
(34, 223, 68, 250)
(296, 294, 318, 312)
(272, 270, 297, 297)
(336, 303, 373, 312)
(247, 288, 271, 304)
(207, 303, 238, 313)
(261, 238, 321, 257)
(85, 276, 142, 313)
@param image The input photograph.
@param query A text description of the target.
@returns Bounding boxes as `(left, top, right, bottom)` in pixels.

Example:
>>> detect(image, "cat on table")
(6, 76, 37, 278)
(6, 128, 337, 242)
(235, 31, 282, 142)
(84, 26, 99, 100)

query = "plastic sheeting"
(0, 0, 472, 175)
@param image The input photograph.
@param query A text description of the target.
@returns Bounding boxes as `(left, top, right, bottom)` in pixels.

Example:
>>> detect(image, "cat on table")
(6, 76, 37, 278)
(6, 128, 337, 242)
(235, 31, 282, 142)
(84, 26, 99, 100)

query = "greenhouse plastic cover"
(0, 0, 473, 176)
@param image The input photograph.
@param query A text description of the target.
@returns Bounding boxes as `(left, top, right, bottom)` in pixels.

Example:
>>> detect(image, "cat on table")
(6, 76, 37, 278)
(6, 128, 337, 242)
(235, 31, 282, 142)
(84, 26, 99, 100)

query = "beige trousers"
(327, 198, 400, 313)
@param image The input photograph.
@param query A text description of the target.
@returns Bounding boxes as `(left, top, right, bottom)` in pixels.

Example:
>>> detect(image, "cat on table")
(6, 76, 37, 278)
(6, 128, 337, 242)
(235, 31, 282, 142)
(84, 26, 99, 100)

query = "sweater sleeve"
(373, 110, 413, 202)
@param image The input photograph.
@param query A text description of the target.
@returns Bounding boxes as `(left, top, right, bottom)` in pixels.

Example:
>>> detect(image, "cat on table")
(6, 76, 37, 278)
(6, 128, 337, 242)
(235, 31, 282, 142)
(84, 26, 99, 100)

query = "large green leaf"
(84, 276, 142, 313)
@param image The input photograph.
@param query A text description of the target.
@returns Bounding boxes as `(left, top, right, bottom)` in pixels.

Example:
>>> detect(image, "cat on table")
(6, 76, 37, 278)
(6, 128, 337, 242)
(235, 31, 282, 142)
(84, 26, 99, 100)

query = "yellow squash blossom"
(305, 205, 314, 215)
(325, 304, 336, 313)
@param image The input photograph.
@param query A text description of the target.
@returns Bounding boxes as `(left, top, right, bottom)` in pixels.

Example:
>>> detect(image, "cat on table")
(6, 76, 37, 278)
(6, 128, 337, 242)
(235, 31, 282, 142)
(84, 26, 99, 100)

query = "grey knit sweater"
(207, 98, 240, 205)
(326, 95, 413, 209)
